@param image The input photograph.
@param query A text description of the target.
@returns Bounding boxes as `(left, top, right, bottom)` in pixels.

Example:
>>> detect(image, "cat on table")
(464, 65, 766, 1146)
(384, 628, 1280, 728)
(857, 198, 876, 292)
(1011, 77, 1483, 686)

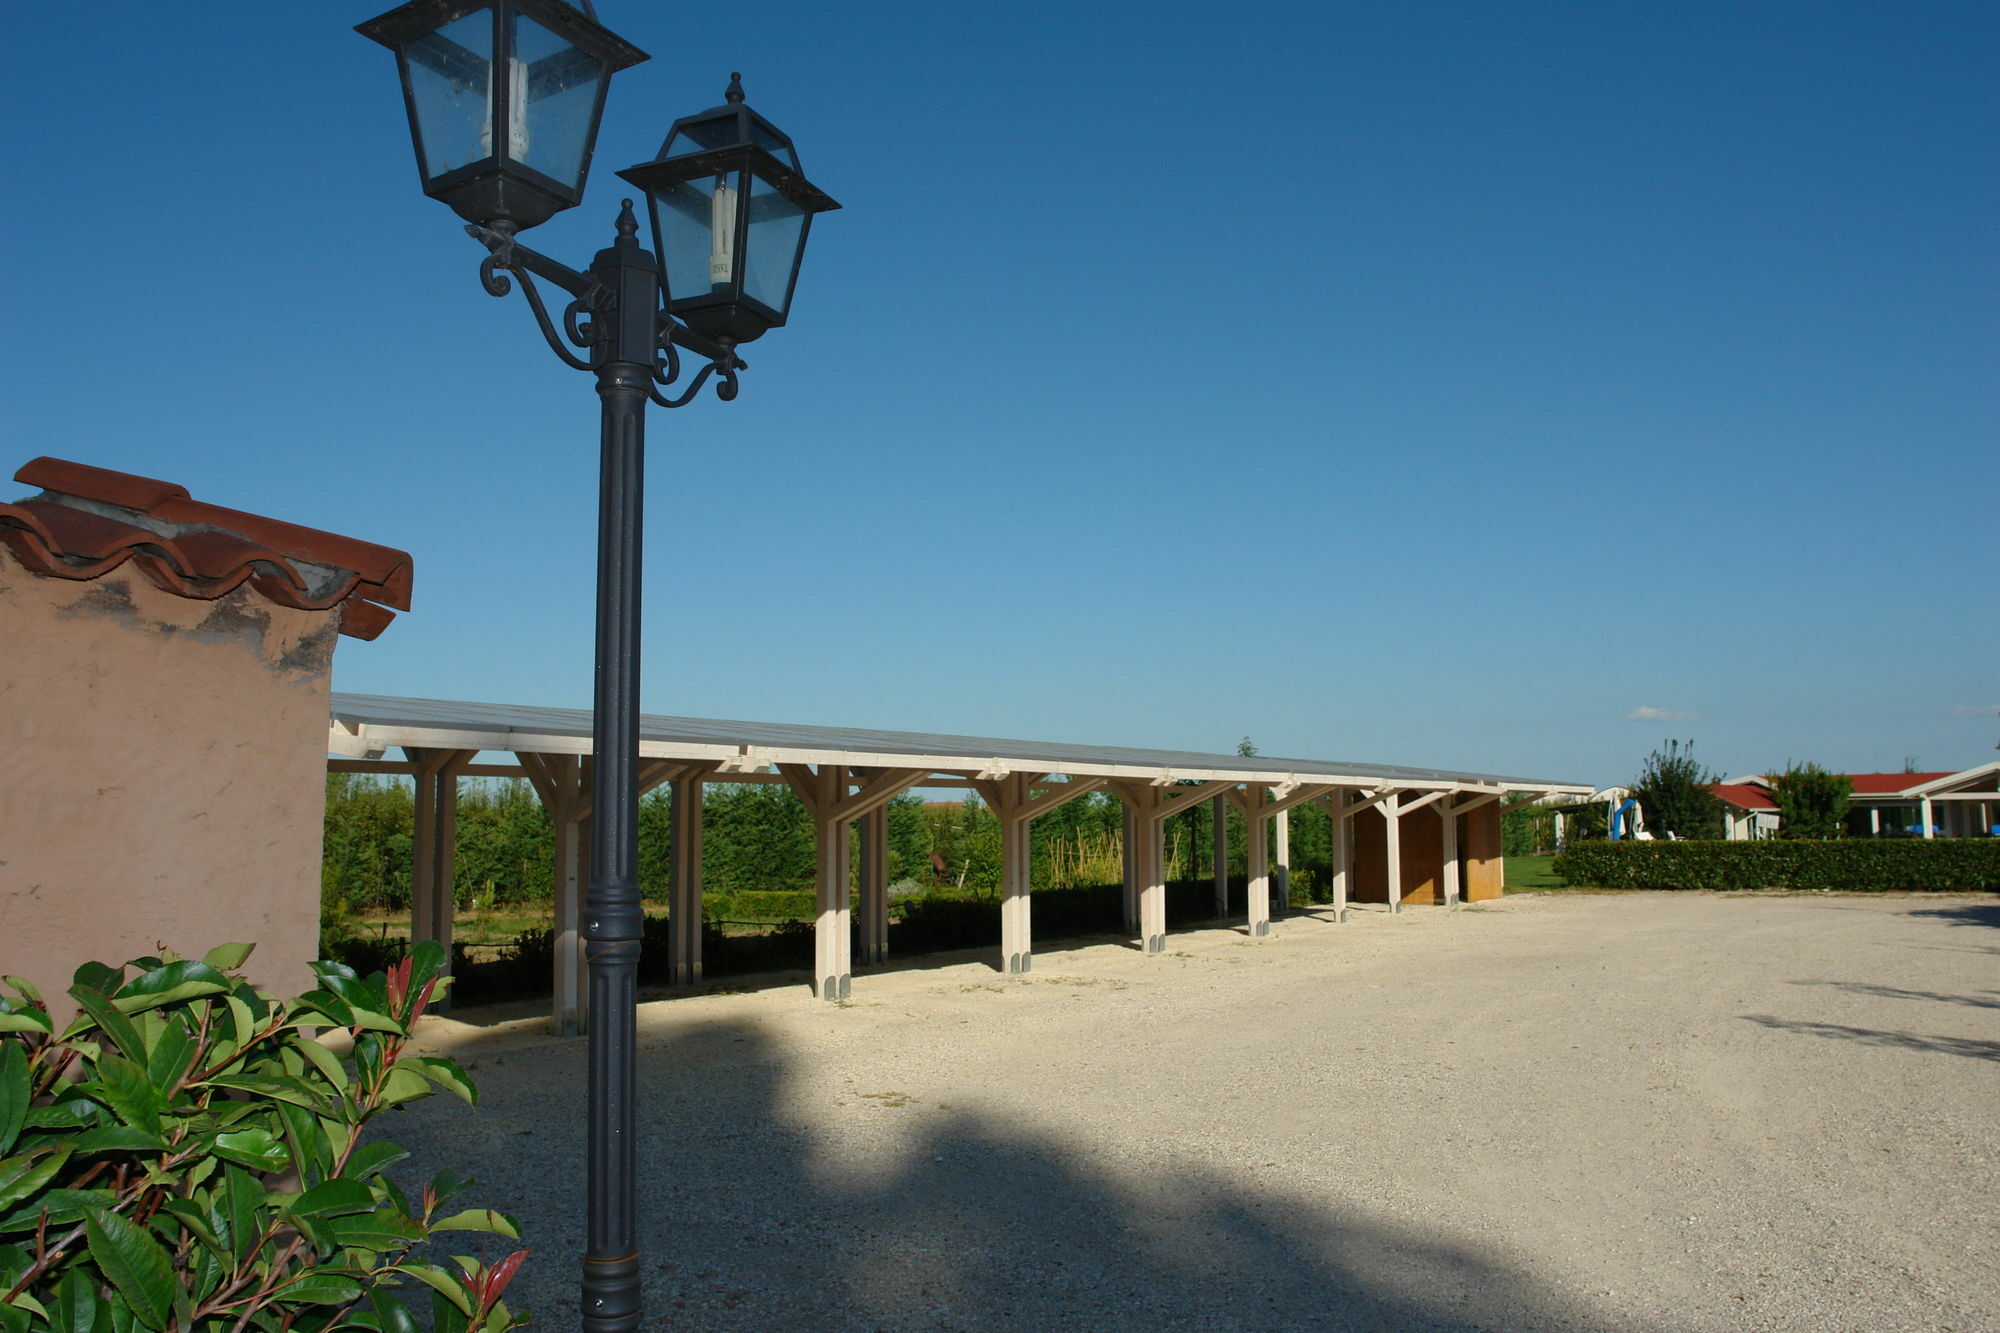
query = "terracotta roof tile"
(3, 456, 412, 641)
(1846, 772, 1953, 795)
(1710, 783, 1777, 812)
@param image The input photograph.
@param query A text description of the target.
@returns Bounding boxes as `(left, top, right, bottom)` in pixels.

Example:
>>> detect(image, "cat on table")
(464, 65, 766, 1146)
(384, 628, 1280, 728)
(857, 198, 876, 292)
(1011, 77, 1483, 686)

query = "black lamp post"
(357, 5, 838, 1330)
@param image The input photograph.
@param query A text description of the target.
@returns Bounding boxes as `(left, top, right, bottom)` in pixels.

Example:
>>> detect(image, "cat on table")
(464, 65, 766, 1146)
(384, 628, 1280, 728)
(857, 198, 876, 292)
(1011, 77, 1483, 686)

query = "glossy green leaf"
(392, 1263, 473, 1316)
(430, 1208, 519, 1239)
(0, 1296, 46, 1327)
(110, 961, 232, 1015)
(406, 941, 448, 996)
(291, 1038, 350, 1094)
(313, 974, 391, 1022)
(427, 1168, 472, 1212)
(281, 1272, 364, 1305)
(1, 977, 43, 1008)
(205, 1075, 334, 1116)
(49, 1266, 101, 1333)
(223, 1165, 263, 1265)
(156, 1198, 222, 1254)
(211, 1128, 289, 1174)
(344, 1140, 409, 1180)
(23, 1099, 101, 1131)
(201, 944, 255, 972)
(142, 1012, 196, 1093)
(368, 1291, 422, 1333)
(225, 995, 262, 1047)
(376, 1067, 432, 1109)
(85, 1205, 175, 1331)
(293, 989, 356, 1030)
(85, 1057, 163, 1138)
(0, 1005, 51, 1036)
(71, 962, 122, 997)
(0, 1186, 115, 1229)
(291, 1178, 374, 1219)
(274, 1101, 331, 1182)
(401, 1057, 477, 1107)
(432, 1293, 470, 1333)
(66, 1127, 167, 1154)
(0, 1045, 26, 1157)
(0, 1145, 72, 1211)
(64, 985, 144, 1063)
(322, 1212, 421, 1251)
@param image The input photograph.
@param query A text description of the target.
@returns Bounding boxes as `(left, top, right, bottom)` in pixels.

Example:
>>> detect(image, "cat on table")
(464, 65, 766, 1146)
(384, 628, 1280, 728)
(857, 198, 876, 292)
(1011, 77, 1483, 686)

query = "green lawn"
(1504, 854, 1566, 893)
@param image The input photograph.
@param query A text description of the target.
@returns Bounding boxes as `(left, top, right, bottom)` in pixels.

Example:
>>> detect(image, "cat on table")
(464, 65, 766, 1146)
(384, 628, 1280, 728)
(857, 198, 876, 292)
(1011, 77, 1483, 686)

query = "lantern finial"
(725, 72, 745, 104)
(616, 198, 639, 237)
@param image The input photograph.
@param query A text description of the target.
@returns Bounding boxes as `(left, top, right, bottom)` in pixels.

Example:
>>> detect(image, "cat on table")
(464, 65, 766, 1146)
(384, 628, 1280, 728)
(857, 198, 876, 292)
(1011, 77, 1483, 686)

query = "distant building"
(1712, 765, 2000, 839)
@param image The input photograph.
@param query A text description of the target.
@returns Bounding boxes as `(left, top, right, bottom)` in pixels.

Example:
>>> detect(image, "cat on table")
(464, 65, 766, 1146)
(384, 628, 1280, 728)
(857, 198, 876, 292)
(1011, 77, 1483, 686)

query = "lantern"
(357, 0, 647, 231)
(618, 74, 840, 343)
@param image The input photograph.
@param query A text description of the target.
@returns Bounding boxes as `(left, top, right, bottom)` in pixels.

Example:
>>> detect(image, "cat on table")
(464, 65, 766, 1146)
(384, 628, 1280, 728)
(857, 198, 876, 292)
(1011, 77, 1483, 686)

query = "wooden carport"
(327, 694, 1590, 1032)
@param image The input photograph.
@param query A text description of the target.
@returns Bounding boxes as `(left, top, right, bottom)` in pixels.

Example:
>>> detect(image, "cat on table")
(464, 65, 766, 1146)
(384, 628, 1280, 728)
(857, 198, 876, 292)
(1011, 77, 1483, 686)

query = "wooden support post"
(972, 772, 1102, 977)
(1384, 791, 1404, 914)
(518, 752, 589, 1036)
(1121, 804, 1140, 934)
(858, 807, 889, 966)
(1441, 801, 1461, 907)
(1212, 795, 1229, 917)
(403, 748, 473, 1004)
(1138, 807, 1167, 953)
(669, 771, 705, 985)
(408, 753, 437, 951)
(1329, 793, 1352, 922)
(1110, 779, 1227, 954)
(1921, 796, 1935, 839)
(551, 812, 583, 1033)
(1242, 793, 1270, 937)
(1001, 811, 1031, 973)
(1273, 807, 1291, 921)
(781, 764, 928, 1001)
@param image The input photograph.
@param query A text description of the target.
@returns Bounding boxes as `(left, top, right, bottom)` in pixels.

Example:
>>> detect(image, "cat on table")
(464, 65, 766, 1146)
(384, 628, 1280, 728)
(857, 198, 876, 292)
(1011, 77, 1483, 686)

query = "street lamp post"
(356, 5, 838, 1329)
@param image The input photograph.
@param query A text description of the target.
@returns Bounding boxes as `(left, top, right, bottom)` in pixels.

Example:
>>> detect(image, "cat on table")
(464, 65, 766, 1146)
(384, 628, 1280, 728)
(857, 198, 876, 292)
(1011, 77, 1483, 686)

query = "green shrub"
(1766, 763, 1854, 840)
(1552, 839, 2000, 891)
(0, 942, 527, 1331)
(1630, 740, 1725, 840)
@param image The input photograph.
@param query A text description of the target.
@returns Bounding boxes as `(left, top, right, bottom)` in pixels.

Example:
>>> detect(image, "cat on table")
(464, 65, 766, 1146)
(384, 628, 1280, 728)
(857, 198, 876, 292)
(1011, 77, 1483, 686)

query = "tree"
(1764, 762, 1852, 840)
(1630, 739, 1724, 840)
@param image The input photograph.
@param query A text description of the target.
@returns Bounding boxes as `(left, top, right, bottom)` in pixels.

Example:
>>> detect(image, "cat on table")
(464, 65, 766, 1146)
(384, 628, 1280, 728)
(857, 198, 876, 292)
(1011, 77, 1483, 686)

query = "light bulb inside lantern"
(709, 174, 737, 287)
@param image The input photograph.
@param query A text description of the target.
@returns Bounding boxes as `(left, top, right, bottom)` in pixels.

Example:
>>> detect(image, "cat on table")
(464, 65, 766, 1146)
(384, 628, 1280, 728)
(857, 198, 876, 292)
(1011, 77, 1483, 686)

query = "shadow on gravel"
(1908, 902, 2000, 932)
(1741, 1013, 2000, 1063)
(1786, 980, 2000, 1010)
(390, 1020, 1608, 1332)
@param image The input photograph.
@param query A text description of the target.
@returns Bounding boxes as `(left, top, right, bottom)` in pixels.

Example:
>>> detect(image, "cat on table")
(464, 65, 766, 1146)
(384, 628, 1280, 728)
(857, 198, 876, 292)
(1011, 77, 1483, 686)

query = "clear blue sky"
(4, 1, 1994, 787)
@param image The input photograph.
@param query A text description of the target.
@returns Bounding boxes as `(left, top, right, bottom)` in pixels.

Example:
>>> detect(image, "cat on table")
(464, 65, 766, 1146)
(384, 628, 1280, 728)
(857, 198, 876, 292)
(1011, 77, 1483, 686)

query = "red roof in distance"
(1845, 773, 1953, 795)
(1710, 783, 1777, 812)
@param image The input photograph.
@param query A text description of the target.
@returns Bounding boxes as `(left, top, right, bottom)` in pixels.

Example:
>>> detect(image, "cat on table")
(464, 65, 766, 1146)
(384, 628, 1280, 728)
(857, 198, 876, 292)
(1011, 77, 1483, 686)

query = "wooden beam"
(1397, 789, 1450, 816)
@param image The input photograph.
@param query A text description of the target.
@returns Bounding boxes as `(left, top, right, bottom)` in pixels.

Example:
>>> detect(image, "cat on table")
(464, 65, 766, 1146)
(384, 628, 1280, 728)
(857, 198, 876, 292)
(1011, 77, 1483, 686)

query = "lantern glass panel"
(404, 8, 494, 182)
(742, 174, 807, 313)
(750, 124, 799, 169)
(508, 11, 606, 188)
(650, 170, 748, 300)
(663, 118, 742, 159)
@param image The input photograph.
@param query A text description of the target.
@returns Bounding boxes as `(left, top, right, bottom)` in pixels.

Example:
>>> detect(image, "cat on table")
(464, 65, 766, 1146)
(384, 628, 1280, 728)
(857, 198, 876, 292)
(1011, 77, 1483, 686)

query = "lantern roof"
(358, 0, 647, 74)
(656, 73, 804, 172)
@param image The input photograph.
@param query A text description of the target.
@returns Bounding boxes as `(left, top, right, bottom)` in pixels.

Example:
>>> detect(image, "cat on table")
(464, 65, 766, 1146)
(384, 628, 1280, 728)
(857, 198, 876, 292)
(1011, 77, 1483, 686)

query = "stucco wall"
(0, 563, 336, 1012)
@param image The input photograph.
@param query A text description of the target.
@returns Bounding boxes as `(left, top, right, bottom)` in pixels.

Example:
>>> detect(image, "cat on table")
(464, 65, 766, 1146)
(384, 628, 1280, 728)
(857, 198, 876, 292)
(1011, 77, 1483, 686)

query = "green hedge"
(1551, 839, 2000, 892)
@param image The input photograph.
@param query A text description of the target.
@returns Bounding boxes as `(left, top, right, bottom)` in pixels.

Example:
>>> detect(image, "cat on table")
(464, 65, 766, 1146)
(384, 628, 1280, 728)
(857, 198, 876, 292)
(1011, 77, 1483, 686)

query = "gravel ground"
(389, 893, 2000, 1331)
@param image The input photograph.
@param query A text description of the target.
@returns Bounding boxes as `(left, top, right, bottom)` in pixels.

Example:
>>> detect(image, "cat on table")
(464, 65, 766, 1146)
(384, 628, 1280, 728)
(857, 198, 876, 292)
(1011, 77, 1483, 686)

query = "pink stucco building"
(0, 457, 410, 1008)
